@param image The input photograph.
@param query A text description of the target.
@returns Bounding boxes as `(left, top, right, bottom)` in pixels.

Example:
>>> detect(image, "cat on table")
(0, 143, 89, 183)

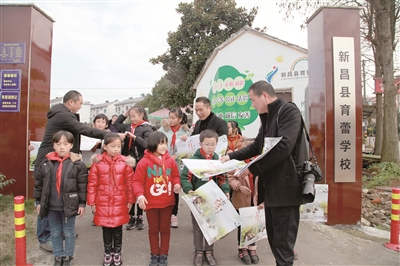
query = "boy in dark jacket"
(34, 131, 88, 266)
(180, 129, 230, 266)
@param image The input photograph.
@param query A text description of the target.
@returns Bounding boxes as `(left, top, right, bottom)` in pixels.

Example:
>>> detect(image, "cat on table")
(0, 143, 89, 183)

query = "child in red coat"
(87, 133, 135, 266)
(132, 131, 181, 266)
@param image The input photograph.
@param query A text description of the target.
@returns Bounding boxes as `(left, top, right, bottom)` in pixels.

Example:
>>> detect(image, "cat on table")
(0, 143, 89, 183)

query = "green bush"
(362, 162, 400, 189)
(0, 173, 15, 196)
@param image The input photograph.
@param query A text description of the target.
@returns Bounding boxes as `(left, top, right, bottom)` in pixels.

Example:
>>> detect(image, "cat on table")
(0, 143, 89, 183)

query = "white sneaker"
(171, 215, 178, 228)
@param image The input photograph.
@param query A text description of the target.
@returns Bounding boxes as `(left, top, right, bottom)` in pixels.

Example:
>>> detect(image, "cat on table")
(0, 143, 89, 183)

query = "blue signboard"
(1, 69, 21, 90)
(0, 69, 21, 112)
(0, 42, 26, 64)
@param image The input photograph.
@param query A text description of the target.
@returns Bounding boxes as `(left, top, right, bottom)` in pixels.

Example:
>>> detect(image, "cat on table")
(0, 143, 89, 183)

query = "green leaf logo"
(208, 65, 258, 128)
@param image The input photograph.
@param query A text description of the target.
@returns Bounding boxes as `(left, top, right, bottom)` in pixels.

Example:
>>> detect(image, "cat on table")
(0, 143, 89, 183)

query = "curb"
(357, 225, 391, 240)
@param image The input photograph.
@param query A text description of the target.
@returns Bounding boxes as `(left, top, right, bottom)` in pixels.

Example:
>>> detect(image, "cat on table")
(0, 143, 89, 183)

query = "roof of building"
(192, 25, 308, 90)
(114, 97, 145, 106)
(50, 97, 63, 104)
(91, 100, 118, 109)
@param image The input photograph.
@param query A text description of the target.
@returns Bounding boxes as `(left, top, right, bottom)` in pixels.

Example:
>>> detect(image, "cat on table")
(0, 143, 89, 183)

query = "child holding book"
(180, 129, 230, 266)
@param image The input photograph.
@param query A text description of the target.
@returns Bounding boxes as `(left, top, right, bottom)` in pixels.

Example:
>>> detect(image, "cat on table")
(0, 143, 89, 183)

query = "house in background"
(114, 96, 145, 115)
(90, 100, 119, 123)
(50, 96, 91, 123)
(148, 108, 192, 128)
(192, 25, 308, 138)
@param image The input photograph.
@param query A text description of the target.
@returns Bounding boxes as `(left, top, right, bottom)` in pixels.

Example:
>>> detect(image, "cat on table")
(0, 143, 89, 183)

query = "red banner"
(375, 77, 400, 94)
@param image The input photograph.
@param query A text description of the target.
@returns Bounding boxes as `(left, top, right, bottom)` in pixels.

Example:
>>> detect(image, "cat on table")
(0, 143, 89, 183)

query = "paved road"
(28, 196, 400, 266)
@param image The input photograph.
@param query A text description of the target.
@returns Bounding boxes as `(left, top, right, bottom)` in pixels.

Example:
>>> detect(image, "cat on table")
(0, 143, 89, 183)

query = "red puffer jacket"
(87, 153, 135, 228)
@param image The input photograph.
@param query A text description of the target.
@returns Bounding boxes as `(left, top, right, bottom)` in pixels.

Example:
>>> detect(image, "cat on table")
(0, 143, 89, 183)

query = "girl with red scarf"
(87, 133, 135, 266)
(114, 105, 153, 231)
(33, 131, 88, 266)
(158, 107, 190, 228)
(227, 120, 243, 154)
(132, 132, 181, 266)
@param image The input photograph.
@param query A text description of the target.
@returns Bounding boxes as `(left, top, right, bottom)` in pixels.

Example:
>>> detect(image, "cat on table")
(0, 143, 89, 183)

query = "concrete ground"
(28, 198, 400, 266)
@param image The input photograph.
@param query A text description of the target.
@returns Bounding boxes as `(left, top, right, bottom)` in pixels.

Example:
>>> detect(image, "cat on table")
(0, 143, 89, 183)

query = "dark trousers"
(128, 203, 143, 217)
(146, 206, 173, 255)
(172, 192, 179, 216)
(191, 213, 214, 252)
(265, 205, 300, 266)
(102, 225, 123, 254)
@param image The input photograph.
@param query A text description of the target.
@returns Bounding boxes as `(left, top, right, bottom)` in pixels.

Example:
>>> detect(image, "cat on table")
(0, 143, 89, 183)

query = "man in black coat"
(192, 96, 228, 137)
(33, 90, 119, 252)
(221, 80, 307, 266)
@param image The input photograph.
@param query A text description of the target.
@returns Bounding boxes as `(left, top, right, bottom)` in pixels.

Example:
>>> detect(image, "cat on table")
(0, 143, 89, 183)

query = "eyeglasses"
(201, 143, 217, 148)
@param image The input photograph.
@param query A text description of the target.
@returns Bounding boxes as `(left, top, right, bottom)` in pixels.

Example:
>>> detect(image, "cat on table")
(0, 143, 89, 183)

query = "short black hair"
(195, 96, 211, 106)
(52, 130, 74, 145)
(147, 131, 168, 152)
(63, 90, 82, 103)
(93, 114, 109, 125)
(248, 80, 276, 97)
(199, 129, 218, 143)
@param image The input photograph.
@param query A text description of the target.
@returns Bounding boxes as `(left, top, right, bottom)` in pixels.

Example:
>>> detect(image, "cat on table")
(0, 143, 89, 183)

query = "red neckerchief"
(46, 152, 70, 198)
(200, 148, 213, 160)
(102, 153, 121, 189)
(200, 149, 215, 181)
(170, 124, 181, 151)
(146, 150, 168, 185)
(128, 120, 145, 150)
(228, 134, 241, 151)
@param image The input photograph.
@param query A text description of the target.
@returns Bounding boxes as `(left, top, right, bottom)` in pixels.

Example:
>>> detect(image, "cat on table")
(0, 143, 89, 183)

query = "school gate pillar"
(0, 4, 54, 198)
(307, 7, 362, 224)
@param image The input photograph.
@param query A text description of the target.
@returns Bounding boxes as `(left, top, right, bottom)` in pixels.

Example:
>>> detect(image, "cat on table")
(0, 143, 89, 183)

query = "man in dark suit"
(221, 80, 307, 266)
(192, 96, 228, 137)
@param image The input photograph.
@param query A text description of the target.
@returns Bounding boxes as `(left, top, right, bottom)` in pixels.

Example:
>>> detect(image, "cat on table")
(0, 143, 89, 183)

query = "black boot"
(149, 254, 159, 266)
(159, 254, 168, 266)
(126, 216, 136, 230)
(53, 256, 62, 266)
(62, 256, 73, 266)
(193, 251, 204, 266)
(204, 250, 217, 266)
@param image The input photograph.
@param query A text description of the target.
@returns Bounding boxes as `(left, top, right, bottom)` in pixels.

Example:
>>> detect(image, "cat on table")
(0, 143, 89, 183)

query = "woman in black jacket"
(113, 105, 153, 230)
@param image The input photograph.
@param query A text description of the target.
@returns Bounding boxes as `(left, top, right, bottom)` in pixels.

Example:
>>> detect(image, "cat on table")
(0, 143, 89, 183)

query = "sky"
(3, 0, 309, 104)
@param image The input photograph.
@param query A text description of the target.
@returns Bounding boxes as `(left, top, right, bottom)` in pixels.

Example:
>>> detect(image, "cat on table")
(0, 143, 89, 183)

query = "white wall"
(195, 32, 308, 138)
(90, 102, 117, 122)
(79, 102, 91, 124)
